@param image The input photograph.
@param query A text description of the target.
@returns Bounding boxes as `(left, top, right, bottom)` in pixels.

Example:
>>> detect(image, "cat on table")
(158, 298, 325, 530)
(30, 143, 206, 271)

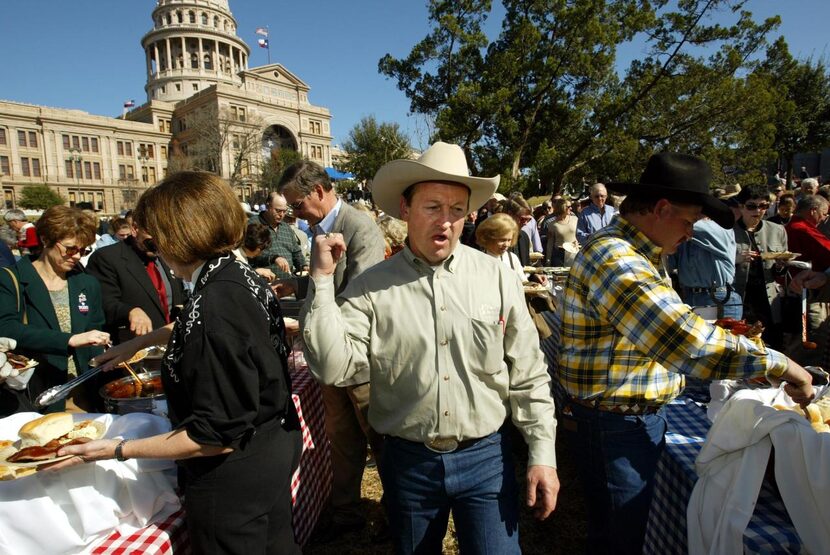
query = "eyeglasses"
(288, 197, 307, 211)
(56, 242, 91, 257)
(743, 202, 770, 211)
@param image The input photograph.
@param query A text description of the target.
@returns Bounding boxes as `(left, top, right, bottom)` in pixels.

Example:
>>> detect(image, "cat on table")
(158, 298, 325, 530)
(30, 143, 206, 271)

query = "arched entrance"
(261, 125, 297, 158)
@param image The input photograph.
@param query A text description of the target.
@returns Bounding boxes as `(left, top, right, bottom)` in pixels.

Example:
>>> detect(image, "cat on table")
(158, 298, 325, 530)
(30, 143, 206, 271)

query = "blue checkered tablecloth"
(643, 397, 802, 554)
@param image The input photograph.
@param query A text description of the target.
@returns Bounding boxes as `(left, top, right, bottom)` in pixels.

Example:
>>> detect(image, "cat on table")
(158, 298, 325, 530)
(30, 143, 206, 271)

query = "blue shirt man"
(670, 218, 742, 319)
(576, 183, 617, 245)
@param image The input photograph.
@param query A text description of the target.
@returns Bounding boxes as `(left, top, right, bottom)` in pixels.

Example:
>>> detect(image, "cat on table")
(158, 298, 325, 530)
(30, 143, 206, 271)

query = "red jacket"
(785, 215, 830, 272)
(17, 223, 39, 250)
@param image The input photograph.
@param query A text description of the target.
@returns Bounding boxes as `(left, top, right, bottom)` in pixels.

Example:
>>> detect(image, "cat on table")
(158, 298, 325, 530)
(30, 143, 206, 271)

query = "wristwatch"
(114, 439, 130, 462)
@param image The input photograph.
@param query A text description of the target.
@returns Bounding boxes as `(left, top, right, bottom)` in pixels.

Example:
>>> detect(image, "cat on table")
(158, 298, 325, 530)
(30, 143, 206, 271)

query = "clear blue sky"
(1, 1, 828, 151)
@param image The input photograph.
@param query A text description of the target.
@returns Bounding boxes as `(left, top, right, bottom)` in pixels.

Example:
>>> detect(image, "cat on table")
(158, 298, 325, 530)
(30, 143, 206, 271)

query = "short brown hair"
(243, 223, 272, 252)
(278, 160, 333, 195)
(133, 171, 246, 265)
(35, 205, 97, 247)
(475, 213, 518, 250)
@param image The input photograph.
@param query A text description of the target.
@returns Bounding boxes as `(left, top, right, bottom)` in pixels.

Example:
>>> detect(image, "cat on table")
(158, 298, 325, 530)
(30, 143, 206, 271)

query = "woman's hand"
(40, 438, 120, 472)
(90, 339, 140, 371)
(256, 268, 277, 282)
(68, 330, 110, 348)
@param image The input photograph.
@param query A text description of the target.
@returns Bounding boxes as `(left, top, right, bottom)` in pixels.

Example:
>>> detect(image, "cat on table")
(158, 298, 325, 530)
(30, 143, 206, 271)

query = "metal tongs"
(34, 364, 105, 408)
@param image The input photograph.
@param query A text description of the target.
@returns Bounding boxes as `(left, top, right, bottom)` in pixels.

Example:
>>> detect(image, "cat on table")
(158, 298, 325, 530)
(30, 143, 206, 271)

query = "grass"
(304, 429, 587, 554)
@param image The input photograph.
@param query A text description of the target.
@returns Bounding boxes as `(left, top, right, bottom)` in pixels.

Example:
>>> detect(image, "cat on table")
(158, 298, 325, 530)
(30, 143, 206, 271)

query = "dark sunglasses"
(56, 242, 91, 257)
(743, 202, 770, 211)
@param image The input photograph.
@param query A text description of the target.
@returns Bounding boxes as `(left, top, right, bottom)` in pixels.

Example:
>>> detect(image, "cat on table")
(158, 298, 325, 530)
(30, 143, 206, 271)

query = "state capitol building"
(0, 0, 333, 214)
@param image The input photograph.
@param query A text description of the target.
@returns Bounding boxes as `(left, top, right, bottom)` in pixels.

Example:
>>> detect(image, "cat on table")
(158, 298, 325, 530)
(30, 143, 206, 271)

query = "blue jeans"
(682, 286, 743, 320)
(562, 403, 667, 555)
(379, 430, 520, 555)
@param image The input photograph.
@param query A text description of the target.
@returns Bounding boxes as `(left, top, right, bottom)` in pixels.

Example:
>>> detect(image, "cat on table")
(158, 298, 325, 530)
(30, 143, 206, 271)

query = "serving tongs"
(34, 364, 105, 408)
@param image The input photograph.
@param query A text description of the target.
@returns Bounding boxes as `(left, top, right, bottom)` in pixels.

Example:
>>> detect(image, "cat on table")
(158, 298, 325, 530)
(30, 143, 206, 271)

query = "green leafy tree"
(340, 116, 412, 184)
(381, 0, 781, 193)
(19, 184, 65, 210)
(756, 37, 830, 183)
(259, 148, 304, 192)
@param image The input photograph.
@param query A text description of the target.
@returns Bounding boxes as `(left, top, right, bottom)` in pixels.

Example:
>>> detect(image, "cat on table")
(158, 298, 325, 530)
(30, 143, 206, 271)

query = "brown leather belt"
(569, 397, 662, 415)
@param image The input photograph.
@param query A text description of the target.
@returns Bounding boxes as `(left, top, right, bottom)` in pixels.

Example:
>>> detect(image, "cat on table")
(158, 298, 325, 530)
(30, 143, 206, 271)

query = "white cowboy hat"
(372, 141, 500, 219)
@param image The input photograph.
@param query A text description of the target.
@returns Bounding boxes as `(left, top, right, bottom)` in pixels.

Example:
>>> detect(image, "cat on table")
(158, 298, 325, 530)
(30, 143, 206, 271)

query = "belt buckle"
(423, 437, 458, 453)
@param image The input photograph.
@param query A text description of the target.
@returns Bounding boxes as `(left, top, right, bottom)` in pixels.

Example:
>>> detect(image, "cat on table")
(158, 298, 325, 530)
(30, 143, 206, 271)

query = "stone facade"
(0, 0, 331, 214)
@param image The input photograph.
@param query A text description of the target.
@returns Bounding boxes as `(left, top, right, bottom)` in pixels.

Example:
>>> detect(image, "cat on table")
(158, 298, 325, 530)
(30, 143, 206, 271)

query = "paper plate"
(760, 251, 800, 261)
(0, 421, 105, 468)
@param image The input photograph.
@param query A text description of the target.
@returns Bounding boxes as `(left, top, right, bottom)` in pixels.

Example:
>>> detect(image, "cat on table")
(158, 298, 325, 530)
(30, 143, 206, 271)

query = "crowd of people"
(0, 146, 826, 554)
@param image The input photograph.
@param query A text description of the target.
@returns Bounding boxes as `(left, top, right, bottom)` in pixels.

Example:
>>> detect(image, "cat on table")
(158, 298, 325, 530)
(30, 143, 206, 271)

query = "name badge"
(78, 293, 89, 314)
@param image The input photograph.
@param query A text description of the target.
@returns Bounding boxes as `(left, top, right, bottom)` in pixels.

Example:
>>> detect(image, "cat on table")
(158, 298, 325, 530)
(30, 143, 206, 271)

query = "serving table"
(643, 397, 802, 554)
(90, 364, 331, 553)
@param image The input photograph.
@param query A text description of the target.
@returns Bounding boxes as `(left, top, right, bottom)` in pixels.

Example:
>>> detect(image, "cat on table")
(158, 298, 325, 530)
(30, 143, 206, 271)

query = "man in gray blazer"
(279, 161, 386, 540)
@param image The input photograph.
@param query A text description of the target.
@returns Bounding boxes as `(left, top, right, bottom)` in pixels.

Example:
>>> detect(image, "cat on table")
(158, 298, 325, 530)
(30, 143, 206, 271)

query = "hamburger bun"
(18, 413, 74, 448)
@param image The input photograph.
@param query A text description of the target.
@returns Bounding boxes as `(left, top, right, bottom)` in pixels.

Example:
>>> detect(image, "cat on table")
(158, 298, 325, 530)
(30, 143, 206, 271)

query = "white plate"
(0, 421, 105, 468)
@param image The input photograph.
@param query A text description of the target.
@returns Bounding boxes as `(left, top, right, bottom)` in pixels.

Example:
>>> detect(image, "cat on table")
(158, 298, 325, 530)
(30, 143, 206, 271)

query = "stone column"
(214, 40, 220, 75)
(181, 36, 186, 69)
(146, 47, 153, 79)
(198, 37, 204, 73)
(165, 38, 172, 70)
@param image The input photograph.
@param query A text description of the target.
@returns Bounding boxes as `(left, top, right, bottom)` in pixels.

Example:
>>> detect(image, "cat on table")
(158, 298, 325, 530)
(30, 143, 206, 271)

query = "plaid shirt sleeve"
(561, 219, 788, 406)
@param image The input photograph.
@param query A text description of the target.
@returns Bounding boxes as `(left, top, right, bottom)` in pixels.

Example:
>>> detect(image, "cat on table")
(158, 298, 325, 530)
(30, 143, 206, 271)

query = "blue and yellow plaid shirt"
(559, 215, 788, 408)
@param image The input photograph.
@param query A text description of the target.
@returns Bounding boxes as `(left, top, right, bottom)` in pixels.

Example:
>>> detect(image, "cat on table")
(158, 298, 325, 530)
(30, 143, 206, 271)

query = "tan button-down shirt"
(301, 244, 557, 467)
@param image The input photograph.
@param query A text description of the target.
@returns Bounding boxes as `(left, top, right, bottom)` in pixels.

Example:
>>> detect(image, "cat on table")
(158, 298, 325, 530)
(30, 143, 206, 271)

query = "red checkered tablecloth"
(91, 366, 331, 554)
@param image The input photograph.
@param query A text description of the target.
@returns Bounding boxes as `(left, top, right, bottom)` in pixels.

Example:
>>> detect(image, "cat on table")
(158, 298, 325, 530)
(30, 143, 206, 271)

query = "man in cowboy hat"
(557, 152, 814, 555)
(301, 142, 559, 553)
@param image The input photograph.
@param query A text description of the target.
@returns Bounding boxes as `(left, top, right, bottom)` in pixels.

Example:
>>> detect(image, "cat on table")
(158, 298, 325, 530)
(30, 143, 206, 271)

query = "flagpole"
(266, 26, 270, 64)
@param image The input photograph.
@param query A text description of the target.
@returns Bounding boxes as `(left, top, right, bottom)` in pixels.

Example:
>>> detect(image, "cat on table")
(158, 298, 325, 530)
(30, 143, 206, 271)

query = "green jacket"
(0, 256, 105, 415)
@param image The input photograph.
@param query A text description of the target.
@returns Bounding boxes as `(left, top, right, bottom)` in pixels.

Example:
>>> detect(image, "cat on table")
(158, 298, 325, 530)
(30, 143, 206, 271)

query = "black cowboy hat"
(607, 152, 734, 229)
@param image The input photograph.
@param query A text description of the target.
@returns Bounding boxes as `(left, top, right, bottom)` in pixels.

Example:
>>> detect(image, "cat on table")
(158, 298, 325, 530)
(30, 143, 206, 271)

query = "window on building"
(176, 11, 182, 23)
(0, 129, 6, 146)
(201, 12, 208, 25)
(72, 136, 80, 150)
(166, 13, 171, 24)
(63, 134, 70, 149)
(91, 137, 99, 153)
(0, 156, 9, 176)
(127, 165, 135, 179)
(232, 134, 240, 150)
(28, 132, 37, 148)
(17, 131, 26, 147)
(118, 164, 126, 180)
(117, 142, 124, 156)
(31, 159, 41, 177)
(20, 157, 30, 176)
(191, 53, 198, 69)
(189, 11, 195, 23)
(84, 161, 92, 179)
(65, 159, 74, 178)
(214, 15, 219, 27)
(93, 162, 101, 180)
(95, 192, 104, 210)
(161, 145, 168, 159)
(230, 105, 246, 122)
(193, 83, 199, 91)
(175, 83, 181, 92)
(125, 142, 132, 156)
(142, 166, 149, 184)
(82, 137, 90, 152)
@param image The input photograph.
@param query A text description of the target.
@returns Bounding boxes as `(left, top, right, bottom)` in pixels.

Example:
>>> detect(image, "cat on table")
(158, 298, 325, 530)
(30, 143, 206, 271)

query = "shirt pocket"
(467, 317, 505, 375)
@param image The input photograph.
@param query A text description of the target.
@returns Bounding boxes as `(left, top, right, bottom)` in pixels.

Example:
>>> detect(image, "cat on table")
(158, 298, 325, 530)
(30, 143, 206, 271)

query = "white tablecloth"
(0, 412, 180, 555)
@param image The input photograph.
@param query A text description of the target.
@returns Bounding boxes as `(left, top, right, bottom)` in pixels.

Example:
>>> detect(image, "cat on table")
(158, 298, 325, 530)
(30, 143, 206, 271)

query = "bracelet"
(114, 439, 129, 462)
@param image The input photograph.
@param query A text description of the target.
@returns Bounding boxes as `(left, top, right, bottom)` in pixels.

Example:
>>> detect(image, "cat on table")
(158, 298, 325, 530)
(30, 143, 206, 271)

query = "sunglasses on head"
(744, 202, 770, 211)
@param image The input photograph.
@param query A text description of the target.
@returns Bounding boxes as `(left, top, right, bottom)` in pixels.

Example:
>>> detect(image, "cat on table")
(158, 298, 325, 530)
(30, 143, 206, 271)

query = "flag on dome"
(123, 100, 135, 108)
(255, 27, 269, 37)
(257, 38, 269, 48)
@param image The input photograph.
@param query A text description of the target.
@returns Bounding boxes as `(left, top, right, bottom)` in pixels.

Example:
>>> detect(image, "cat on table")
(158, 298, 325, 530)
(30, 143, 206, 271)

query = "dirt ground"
(304, 431, 587, 554)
